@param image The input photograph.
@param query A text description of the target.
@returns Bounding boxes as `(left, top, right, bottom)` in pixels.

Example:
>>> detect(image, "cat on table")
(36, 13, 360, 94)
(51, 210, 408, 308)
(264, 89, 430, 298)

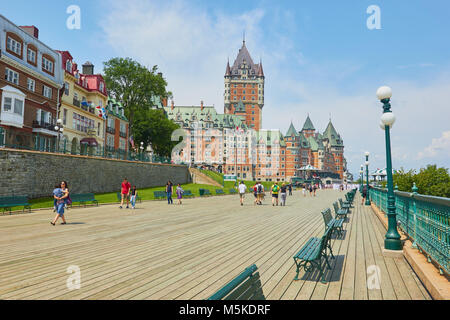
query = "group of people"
(301, 184, 319, 197)
(119, 178, 138, 209)
(238, 181, 293, 207)
(164, 180, 184, 205)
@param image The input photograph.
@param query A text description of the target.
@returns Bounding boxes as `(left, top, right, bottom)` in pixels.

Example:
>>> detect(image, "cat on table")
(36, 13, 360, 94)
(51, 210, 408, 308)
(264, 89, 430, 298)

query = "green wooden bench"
(229, 188, 237, 194)
(321, 208, 344, 237)
(70, 193, 98, 207)
(293, 227, 334, 283)
(333, 201, 348, 220)
(183, 190, 194, 198)
(216, 189, 225, 195)
(339, 198, 351, 210)
(116, 192, 142, 203)
(345, 193, 353, 205)
(0, 196, 31, 214)
(153, 191, 166, 200)
(199, 188, 211, 196)
(207, 264, 265, 300)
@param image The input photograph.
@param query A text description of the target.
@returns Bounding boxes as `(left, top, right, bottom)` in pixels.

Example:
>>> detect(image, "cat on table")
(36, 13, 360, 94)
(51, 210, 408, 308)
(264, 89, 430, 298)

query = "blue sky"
(3, 0, 450, 177)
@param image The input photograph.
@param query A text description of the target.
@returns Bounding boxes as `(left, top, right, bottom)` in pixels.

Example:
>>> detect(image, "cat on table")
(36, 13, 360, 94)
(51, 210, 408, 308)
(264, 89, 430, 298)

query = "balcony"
(32, 120, 58, 136)
(106, 127, 115, 134)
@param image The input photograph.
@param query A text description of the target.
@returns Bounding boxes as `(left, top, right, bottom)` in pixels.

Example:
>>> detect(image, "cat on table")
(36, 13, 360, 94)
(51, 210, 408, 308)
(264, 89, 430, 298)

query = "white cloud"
(98, 0, 450, 176)
(417, 131, 450, 159)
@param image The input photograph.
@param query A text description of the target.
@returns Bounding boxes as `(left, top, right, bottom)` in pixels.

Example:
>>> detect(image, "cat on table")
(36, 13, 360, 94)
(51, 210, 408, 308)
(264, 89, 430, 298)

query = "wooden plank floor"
(0, 190, 431, 300)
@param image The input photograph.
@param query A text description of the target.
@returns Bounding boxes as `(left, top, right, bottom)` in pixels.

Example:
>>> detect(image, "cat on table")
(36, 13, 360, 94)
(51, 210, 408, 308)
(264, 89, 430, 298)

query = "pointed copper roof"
(225, 60, 231, 76)
(302, 115, 315, 131)
(230, 41, 258, 74)
(286, 122, 298, 136)
(257, 59, 264, 77)
(323, 120, 343, 147)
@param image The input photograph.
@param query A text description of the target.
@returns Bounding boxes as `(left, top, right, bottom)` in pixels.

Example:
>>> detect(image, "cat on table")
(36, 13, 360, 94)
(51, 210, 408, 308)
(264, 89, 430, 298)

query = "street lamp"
(365, 152, 371, 205)
(377, 85, 402, 251)
(140, 142, 144, 161)
(55, 119, 64, 153)
(360, 165, 364, 192)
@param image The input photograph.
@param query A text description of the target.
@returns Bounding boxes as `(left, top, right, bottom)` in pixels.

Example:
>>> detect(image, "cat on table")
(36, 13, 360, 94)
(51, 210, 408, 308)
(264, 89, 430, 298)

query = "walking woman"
(280, 183, 287, 206)
(51, 181, 69, 226)
(166, 180, 174, 204)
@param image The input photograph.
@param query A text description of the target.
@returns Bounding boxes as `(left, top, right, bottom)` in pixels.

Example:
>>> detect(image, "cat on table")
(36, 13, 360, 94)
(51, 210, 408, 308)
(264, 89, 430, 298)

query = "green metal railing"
(370, 187, 449, 275)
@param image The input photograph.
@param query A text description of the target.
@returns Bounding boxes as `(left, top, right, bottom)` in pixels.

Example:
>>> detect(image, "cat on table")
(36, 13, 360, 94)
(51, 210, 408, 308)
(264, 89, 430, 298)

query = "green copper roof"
(298, 132, 310, 149)
(286, 122, 298, 137)
(323, 121, 343, 147)
(302, 115, 315, 131)
(235, 100, 246, 113)
(107, 97, 128, 121)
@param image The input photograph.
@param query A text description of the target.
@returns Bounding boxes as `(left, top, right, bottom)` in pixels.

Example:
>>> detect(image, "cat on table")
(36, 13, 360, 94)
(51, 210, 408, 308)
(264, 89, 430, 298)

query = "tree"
(413, 165, 450, 198)
(132, 109, 180, 157)
(103, 57, 171, 132)
(392, 168, 415, 192)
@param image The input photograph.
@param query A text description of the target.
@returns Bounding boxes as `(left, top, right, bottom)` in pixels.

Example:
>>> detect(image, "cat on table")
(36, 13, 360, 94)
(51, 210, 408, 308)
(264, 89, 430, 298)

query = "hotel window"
(2, 97, 12, 112)
(7, 36, 21, 55)
(43, 85, 52, 99)
(42, 57, 54, 73)
(99, 82, 105, 93)
(5, 68, 19, 85)
(13, 99, 23, 116)
(27, 48, 36, 64)
(27, 78, 35, 92)
(63, 109, 67, 125)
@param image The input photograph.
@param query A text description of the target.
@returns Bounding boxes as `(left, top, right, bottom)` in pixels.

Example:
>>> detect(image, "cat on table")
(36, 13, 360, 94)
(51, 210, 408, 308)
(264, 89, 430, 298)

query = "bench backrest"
(321, 208, 333, 225)
(339, 198, 344, 207)
(184, 190, 193, 196)
(208, 264, 265, 300)
(0, 196, 29, 205)
(71, 193, 95, 201)
(229, 189, 237, 193)
(216, 189, 224, 194)
(332, 201, 339, 213)
(153, 191, 166, 197)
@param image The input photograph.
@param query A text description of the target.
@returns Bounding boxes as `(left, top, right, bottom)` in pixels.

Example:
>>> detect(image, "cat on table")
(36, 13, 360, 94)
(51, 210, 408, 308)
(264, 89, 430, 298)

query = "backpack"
(272, 185, 279, 193)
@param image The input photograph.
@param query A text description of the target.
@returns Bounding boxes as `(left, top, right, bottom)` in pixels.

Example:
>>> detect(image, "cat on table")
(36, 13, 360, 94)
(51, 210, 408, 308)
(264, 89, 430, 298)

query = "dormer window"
(27, 48, 36, 64)
(42, 56, 54, 74)
(6, 36, 22, 56)
(66, 60, 72, 73)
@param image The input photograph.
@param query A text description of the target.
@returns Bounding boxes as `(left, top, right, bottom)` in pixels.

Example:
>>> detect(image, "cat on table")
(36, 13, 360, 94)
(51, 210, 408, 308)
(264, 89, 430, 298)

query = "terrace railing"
(370, 187, 449, 275)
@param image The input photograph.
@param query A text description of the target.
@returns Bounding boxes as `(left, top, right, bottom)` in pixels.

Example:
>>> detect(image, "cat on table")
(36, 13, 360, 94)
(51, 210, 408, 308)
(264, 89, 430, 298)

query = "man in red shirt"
(120, 178, 131, 209)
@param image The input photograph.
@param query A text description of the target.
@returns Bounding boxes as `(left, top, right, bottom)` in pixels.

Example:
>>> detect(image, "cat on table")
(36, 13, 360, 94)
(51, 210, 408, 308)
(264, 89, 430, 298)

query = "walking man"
(288, 184, 292, 196)
(120, 178, 131, 209)
(166, 180, 174, 204)
(238, 181, 247, 206)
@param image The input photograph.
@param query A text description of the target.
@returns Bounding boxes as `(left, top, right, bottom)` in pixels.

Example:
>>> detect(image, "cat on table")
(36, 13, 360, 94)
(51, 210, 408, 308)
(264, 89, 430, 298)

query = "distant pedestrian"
(120, 178, 131, 209)
(252, 183, 259, 205)
(309, 185, 313, 196)
(238, 181, 247, 206)
(257, 182, 264, 205)
(280, 183, 287, 206)
(313, 184, 317, 197)
(51, 181, 69, 226)
(361, 185, 368, 205)
(288, 184, 292, 196)
(176, 184, 184, 205)
(130, 186, 138, 209)
(302, 184, 306, 197)
(166, 180, 174, 204)
(271, 182, 280, 206)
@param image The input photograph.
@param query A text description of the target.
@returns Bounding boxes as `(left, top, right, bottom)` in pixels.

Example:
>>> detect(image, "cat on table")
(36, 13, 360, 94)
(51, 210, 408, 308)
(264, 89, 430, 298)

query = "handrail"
(207, 264, 257, 300)
(370, 186, 449, 275)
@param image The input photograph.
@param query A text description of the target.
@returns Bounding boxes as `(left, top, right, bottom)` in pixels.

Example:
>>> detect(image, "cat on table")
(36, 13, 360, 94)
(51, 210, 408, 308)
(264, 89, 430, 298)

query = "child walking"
(130, 186, 138, 209)
(176, 184, 184, 205)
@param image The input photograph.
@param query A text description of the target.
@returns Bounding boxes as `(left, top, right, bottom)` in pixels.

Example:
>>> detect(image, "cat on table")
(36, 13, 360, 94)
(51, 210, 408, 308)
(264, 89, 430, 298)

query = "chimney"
(200, 100, 204, 111)
(162, 98, 168, 107)
(171, 100, 174, 110)
(20, 26, 39, 39)
(82, 61, 94, 75)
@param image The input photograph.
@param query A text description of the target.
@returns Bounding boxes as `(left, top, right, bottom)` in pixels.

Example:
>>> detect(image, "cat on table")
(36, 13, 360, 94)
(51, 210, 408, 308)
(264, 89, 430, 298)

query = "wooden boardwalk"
(0, 190, 431, 300)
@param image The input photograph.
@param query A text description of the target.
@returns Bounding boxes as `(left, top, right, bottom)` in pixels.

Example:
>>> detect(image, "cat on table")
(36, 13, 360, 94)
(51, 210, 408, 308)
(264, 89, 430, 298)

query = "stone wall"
(0, 149, 191, 198)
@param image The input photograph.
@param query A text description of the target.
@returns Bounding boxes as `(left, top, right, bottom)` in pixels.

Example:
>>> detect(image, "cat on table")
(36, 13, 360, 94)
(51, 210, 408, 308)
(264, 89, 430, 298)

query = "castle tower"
(224, 40, 264, 131)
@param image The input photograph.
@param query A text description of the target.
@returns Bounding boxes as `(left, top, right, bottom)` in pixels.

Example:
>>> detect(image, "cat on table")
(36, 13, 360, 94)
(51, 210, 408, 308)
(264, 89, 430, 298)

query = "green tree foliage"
(103, 57, 175, 155)
(392, 165, 450, 198)
(132, 109, 180, 157)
